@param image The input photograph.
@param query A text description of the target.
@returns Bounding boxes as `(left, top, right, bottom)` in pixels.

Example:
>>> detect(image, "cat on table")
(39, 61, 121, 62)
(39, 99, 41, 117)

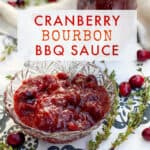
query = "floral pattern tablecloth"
(0, 32, 150, 150)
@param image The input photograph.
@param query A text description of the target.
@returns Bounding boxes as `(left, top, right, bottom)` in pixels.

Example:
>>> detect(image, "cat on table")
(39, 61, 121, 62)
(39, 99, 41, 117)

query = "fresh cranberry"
(147, 51, 150, 59)
(96, 0, 136, 10)
(137, 50, 150, 62)
(7, 132, 25, 147)
(8, 1, 16, 7)
(57, 72, 68, 80)
(119, 82, 131, 97)
(72, 73, 86, 86)
(47, 82, 59, 92)
(16, 0, 25, 7)
(67, 122, 79, 131)
(129, 75, 144, 89)
(96, 0, 113, 9)
(85, 75, 98, 88)
(48, 0, 57, 2)
(61, 80, 71, 88)
(142, 128, 150, 141)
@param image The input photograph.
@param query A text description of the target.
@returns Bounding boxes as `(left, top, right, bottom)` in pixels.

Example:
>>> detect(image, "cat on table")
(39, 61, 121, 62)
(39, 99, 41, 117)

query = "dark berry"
(96, 0, 113, 9)
(137, 50, 150, 62)
(16, 0, 25, 7)
(7, 132, 25, 147)
(142, 128, 150, 141)
(119, 82, 131, 97)
(57, 72, 68, 80)
(85, 75, 98, 88)
(48, 0, 57, 2)
(8, 1, 16, 7)
(129, 75, 144, 89)
(65, 93, 80, 106)
(48, 82, 59, 92)
(72, 73, 86, 86)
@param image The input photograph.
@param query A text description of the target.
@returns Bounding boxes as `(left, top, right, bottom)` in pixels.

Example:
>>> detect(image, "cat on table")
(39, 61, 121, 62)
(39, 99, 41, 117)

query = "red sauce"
(14, 73, 110, 132)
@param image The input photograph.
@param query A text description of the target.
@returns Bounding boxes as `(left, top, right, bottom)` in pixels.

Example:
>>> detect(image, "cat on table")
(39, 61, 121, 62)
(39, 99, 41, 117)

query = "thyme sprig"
(0, 142, 13, 150)
(110, 77, 150, 150)
(88, 61, 150, 150)
(88, 71, 119, 150)
(13, 0, 56, 7)
(5, 75, 14, 80)
(0, 141, 35, 150)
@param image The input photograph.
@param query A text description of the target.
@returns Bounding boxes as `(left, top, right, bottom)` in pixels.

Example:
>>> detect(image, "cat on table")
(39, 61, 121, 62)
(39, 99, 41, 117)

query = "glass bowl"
(4, 61, 116, 143)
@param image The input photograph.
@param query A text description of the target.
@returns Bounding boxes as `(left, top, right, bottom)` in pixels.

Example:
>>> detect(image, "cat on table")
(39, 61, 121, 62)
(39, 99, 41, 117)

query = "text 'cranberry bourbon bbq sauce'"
(14, 73, 110, 132)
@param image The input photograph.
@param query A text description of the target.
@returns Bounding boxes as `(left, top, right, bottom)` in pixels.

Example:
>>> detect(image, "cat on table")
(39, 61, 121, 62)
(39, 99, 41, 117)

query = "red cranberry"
(72, 73, 86, 86)
(57, 72, 68, 80)
(84, 101, 103, 121)
(16, 0, 25, 7)
(147, 51, 150, 59)
(8, 1, 16, 7)
(119, 82, 131, 97)
(137, 50, 150, 62)
(48, 0, 57, 2)
(96, 0, 113, 9)
(7, 132, 25, 147)
(47, 82, 59, 92)
(96, 0, 136, 10)
(129, 75, 144, 89)
(142, 128, 150, 141)
(85, 75, 98, 88)
(61, 80, 71, 88)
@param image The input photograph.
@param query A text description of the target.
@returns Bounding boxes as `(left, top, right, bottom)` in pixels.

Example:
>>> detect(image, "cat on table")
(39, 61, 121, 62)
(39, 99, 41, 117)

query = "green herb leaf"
(6, 75, 14, 80)
(0, 44, 16, 62)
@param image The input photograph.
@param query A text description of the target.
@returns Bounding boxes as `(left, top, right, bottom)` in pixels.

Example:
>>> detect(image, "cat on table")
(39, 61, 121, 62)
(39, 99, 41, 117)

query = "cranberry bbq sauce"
(14, 73, 110, 132)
